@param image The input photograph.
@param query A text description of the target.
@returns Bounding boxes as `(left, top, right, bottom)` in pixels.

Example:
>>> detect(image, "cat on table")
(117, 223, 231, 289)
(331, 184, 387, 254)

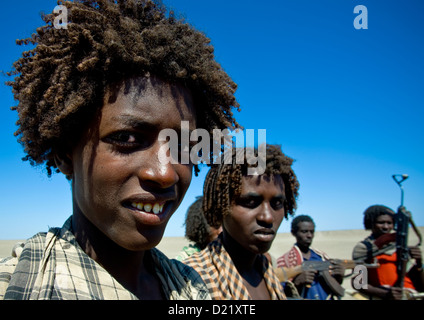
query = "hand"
(293, 270, 316, 286)
(329, 261, 346, 278)
(409, 246, 422, 262)
(386, 286, 404, 300)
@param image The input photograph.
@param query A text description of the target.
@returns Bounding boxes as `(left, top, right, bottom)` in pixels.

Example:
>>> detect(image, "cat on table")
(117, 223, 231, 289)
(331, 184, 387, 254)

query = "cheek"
(77, 151, 128, 203)
(274, 209, 285, 226)
(90, 156, 124, 186)
(224, 209, 250, 234)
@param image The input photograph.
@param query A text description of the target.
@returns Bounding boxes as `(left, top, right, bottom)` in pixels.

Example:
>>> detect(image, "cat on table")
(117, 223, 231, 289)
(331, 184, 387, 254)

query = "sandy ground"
(2, 227, 423, 300)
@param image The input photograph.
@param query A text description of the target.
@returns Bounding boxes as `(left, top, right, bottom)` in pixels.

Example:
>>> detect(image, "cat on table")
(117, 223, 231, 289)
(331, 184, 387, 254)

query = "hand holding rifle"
(392, 175, 423, 299)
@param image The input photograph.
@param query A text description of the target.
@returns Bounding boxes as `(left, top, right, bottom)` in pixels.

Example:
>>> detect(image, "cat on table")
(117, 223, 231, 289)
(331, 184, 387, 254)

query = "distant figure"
(176, 196, 222, 261)
(184, 144, 300, 300)
(277, 215, 346, 300)
(351, 205, 424, 300)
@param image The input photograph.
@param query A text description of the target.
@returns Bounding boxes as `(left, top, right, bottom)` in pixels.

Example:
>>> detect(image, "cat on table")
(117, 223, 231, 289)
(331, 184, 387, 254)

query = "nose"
(257, 203, 274, 227)
(137, 143, 180, 190)
(382, 222, 391, 231)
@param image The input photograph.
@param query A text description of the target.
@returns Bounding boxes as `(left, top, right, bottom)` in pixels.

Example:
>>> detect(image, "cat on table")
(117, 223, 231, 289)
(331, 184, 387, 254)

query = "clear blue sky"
(0, 0, 423, 240)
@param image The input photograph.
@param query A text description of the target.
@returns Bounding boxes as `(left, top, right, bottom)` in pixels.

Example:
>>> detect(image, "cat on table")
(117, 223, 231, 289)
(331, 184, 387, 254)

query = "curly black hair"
(363, 205, 395, 230)
(7, 0, 240, 177)
(203, 144, 300, 228)
(184, 196, 219, 250)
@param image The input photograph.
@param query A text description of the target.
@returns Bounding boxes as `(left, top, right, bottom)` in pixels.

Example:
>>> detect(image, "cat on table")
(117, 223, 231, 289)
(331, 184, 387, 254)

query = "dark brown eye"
(236, 196, 261, 209)
(104, 131, 149, 150)
(113, 132, 136, 143)
(271, 198, 285, 210)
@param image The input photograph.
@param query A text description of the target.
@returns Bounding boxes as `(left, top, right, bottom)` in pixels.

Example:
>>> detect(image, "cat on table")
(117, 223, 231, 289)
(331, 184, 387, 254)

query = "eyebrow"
(239, 193, 286, 201)
(112, 114, 194, 132)
(111, 115, 157, 130)
(111, 114, 198, 145)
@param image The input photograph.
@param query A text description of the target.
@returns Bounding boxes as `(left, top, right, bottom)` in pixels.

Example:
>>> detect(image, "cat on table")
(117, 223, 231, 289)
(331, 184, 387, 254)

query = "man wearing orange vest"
(352, 205, 424, 300)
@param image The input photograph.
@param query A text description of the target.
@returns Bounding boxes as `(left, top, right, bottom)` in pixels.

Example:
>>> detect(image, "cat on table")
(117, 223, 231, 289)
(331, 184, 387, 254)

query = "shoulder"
(277, 245, 302, 268)
(353, 240, 369, 251)
(169, 253, 203, 280)
(352, 238, 372, 260)
(175, 244, 200, 261)
(151, 248, 211, 300)
(0, 233, 47, 300)
(0, 232, 47, 268)
(183, 240, 221, 268)
(0, 255, 19, 299)
(183, 247, 213, 273)
(310, 247, 330, 260)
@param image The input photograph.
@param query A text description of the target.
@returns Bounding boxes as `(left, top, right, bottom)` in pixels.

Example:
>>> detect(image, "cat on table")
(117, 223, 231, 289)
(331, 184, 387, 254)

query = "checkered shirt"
(0, 217, 210, 300)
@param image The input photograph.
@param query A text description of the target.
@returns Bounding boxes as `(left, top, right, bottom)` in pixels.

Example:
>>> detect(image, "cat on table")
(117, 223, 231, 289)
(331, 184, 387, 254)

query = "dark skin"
(292, 221, 345, 289)
(222, 231, 271, 300)
(222, 175, 286, 300)
(357, 214, 423, 300)
(56, 76, 196, 299)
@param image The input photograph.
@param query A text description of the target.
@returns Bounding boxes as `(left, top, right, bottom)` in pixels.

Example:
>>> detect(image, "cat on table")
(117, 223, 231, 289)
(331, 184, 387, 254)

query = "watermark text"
(158, 122, 267, 175)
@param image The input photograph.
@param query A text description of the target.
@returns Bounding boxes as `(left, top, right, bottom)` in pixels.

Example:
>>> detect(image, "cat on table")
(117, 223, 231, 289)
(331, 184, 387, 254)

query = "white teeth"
(144, 204, 152, 213)
(131, 202, 164, 215)
(153, 204, 160, 214)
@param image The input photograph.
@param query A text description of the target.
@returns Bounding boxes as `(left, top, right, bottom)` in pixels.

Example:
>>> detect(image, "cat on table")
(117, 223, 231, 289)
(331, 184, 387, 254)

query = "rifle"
(275, 259, 378, 297)
(392, 175, 423, 296)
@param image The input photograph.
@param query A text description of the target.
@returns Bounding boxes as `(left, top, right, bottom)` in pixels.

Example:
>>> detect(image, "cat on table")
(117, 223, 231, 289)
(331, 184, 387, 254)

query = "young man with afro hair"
(0, 0, 240, 300)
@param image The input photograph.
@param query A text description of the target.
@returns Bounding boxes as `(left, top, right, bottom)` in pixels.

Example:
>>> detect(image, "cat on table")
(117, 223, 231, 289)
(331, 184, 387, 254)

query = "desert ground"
(1, 227, 423, 300)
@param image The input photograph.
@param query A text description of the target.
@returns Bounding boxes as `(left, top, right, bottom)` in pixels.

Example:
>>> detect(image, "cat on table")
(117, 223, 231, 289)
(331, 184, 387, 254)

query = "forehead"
(297, 221, 315, 231)
(240, 175, 285, 194)
(102, 76, 196, 129)
(375, 214, 394, 223)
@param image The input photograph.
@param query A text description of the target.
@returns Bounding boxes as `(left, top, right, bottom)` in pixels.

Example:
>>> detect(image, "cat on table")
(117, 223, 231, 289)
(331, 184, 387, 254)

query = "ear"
(54, 153, 74, 177)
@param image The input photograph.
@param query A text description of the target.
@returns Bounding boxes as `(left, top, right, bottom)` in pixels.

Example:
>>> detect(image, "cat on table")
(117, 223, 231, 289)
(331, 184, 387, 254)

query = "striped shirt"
(0, 217, 210, 300)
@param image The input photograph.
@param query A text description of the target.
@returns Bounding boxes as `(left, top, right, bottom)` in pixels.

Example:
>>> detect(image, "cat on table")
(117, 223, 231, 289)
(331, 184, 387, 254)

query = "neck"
(222, 230, 260, 275)
(296, 243, 311, 255)
(71, 210, 149, 295)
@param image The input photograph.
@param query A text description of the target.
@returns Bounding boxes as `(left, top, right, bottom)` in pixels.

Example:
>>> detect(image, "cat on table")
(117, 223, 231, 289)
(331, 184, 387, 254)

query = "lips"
(254, 228, 276, 242)
(123, 195, 175, 225)
(254, 228, 275, 236)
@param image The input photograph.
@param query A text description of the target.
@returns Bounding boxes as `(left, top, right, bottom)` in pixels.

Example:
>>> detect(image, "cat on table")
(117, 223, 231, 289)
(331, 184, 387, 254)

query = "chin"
(251, 243, 272, 255)
(118, 229, 166, 252)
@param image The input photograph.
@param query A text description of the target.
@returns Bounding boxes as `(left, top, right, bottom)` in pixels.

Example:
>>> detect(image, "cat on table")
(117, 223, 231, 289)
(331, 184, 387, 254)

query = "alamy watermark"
(53, 5, 369, 30)
(158, 122, 267, 176)
(354, 5, 368, 30)
(352, 265, 368, 290)
(54, 5, 68, 30)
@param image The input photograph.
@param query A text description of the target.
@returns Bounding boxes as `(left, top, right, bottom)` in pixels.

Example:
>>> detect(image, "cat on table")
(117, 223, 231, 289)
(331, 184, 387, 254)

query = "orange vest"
(369, 252, 415, 289)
